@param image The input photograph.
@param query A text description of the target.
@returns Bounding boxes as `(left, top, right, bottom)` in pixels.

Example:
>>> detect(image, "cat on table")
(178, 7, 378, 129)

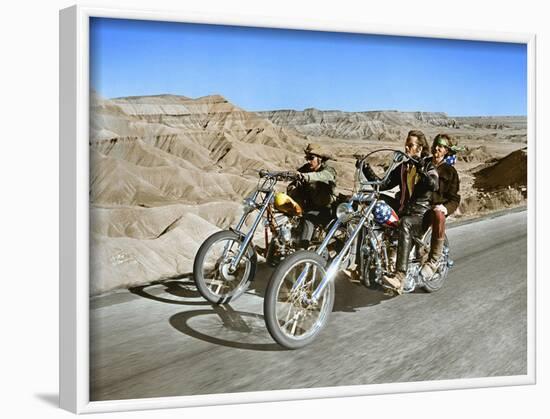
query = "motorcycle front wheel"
(193, 230, 257, 304)
(264, 250, 334, 349)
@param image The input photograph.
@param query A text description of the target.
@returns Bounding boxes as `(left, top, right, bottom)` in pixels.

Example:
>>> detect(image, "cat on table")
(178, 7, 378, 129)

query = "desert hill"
(257, 109, 455, 141)
(90, 93, 527, 295)
(474, 148, 527, 191)
(257, 109, 526, 143)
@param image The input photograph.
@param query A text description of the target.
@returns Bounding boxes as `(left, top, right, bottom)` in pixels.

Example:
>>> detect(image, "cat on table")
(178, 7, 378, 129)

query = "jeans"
(299, 207, 333, 245)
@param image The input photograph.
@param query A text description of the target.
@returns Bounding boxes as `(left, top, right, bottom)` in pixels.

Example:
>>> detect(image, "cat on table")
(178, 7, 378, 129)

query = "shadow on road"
(333, 275, 396, 313)
(130, 262, 393, 351)
(169, 304, 284, 352)
(129, 277, 210, 306)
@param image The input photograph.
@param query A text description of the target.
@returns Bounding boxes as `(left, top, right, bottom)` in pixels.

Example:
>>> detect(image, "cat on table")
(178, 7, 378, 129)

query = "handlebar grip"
(258, 169, 298, 180)
(279, 171, 298, 180)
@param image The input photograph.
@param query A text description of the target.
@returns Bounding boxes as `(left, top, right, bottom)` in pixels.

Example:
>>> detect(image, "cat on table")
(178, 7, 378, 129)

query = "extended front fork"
(228, 190, 274, 271)
(292, 200, 377, 303)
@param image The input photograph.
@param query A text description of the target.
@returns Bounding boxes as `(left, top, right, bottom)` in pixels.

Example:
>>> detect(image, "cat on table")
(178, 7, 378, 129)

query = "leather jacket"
(363, 156, 439, 216)
(432, 162, 460, 216)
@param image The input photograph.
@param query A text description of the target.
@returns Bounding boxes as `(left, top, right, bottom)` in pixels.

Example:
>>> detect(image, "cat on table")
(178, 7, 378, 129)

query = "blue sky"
(90, 18, 527, 116)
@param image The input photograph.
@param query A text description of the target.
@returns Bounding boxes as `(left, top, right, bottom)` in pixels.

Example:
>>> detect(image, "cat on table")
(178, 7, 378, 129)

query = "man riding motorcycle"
(362, 130, 439, 293)
(284, 143, 337, 249)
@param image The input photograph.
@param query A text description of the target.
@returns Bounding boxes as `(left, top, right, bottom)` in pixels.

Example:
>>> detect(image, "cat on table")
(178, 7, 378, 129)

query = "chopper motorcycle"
(193, 169, 340, 304)
(263, 149, 454, 349)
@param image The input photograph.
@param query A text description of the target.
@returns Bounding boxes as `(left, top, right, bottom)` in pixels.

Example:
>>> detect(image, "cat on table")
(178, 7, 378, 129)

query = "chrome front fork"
(229, 190, 274, 271)
(310, 215, 367, 302)
(309, 200, 376, 302)
(289, 219, 344, 293)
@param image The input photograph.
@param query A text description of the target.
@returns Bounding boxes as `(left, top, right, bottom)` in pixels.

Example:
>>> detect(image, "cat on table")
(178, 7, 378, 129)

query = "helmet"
(373, 201, 399, 227)
(274, 192, 303, 216)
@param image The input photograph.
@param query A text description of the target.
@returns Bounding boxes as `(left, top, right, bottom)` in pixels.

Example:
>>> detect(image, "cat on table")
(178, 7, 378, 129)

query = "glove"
(434, 204, 448, 216)
(295, 172, 306, 183)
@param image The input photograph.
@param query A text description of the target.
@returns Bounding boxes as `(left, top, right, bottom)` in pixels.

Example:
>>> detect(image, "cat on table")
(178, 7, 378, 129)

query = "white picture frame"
(59, 4, 536, 414)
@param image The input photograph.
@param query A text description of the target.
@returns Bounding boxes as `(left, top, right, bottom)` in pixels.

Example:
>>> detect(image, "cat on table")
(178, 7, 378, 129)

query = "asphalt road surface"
(90, 210, 528, 401)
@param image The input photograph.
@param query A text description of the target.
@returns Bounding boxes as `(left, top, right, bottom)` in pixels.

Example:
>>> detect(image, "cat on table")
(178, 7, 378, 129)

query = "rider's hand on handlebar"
(295, 172, 306, 182)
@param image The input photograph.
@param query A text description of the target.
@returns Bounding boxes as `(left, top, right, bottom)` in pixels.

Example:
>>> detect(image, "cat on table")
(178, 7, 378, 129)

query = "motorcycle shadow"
(129, 268, 283, 351)
(169, 305, 284, 352)
(332, 273, 397, 313)
(129, 276, 210, 306)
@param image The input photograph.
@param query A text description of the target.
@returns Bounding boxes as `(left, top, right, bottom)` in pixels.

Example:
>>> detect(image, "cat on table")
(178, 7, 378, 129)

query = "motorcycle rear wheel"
(193, 230, 257, 304)
(264, 250, 334, 349)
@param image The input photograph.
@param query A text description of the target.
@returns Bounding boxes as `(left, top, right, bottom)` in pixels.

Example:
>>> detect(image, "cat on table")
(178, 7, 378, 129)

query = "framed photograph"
(60, 4, 536, 414)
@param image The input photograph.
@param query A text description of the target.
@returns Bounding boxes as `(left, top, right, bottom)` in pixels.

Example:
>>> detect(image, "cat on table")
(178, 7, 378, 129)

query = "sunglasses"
(305, 154, 317, 161)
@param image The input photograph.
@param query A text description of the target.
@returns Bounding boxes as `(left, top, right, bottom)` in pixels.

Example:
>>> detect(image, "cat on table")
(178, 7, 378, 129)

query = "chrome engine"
(272, 214, 294, 244)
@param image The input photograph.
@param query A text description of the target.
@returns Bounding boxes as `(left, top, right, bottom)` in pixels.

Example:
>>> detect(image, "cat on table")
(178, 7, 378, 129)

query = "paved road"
(90, 210, 528, 401)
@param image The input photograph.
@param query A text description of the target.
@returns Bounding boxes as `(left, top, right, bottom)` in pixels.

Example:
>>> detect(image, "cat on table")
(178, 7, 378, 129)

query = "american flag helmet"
(373, 200, 399, 227)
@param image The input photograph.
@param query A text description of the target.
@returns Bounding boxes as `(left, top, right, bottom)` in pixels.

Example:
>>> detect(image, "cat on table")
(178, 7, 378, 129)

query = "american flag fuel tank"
(373, 201, 399, 227)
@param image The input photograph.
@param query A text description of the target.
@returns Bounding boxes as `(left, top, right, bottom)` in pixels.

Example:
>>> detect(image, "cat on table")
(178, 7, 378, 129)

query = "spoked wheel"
(264, 250, 334, 349)
(193, 230, 257, 304)
(421, 232, 450, 293)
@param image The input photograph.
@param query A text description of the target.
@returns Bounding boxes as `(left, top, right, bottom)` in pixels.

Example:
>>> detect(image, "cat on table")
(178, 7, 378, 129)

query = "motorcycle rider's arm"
(361, 163, 380, 181)
(303, 165, 337, 184)
(360, 162, 400, 191)
(416, 159, 439, 191)
(379, 165, 401, 191)
(442, 166, 461, 215)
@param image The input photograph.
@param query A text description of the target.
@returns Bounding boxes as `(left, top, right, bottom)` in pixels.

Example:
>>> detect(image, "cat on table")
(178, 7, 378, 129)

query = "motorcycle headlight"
(242, 197, 256, 212)
(336, 202, 354, 222)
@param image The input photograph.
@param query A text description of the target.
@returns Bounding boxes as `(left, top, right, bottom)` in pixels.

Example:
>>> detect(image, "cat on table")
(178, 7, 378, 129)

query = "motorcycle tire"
(264, 250, 334, 349)
(193, 230, 257, 304)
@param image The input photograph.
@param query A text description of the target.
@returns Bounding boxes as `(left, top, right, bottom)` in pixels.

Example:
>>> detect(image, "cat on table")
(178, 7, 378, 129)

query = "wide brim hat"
(304, 143, 334, 160)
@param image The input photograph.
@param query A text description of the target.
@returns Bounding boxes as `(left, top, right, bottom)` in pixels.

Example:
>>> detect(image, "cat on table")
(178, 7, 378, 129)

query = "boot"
(382, 271, 405, 294)
(420, 238, 445, 279)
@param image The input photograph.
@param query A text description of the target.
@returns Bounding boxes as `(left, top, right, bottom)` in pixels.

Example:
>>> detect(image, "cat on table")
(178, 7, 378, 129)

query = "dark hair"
(406, 130, 430, 157)
(431, 133, 455, 155)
